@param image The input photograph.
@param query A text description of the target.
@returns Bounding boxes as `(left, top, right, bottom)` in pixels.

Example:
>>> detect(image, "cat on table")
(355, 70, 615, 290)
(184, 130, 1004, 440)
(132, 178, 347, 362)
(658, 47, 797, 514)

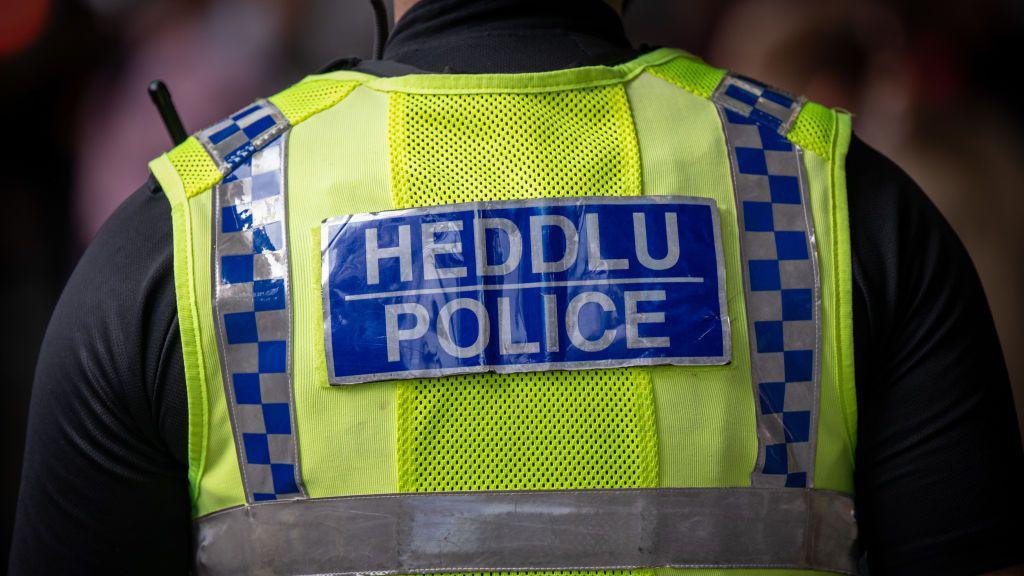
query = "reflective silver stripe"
(212, 125, 305, 503)
(197, 99, 290, 175)
(713, 73, 822, 488)
(711, 75, 805, 135)
(194, 488, 859, 576)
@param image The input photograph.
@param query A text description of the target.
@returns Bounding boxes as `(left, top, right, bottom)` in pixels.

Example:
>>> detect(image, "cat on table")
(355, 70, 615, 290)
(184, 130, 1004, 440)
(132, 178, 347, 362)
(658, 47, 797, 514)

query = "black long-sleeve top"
(10, 0, 1023, 574)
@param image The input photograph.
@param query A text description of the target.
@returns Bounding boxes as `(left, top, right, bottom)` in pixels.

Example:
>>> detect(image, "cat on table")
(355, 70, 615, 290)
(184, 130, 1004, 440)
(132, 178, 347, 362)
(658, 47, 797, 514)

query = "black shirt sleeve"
(8, 176, 191, 575)
(847, 135, 1024, 575)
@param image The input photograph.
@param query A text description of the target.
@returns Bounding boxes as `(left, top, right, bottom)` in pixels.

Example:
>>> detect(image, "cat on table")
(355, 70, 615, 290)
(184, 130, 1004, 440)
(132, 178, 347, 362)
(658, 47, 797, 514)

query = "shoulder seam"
(645, 54, 726, 100)
(709, 72, 838, 161)
(268, 78, 363, 126)
(160, 79, 365, 199)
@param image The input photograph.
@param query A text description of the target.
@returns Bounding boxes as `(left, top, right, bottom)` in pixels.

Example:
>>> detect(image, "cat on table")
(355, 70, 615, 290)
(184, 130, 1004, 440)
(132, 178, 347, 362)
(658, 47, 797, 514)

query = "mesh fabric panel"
(167, 136, 221, 198)
(397, 370, 658, 492)
(787, 101, 835, 160)
(390, 85, 654, 576)
(269, 79, 360, 125)
(389, 85, 642, 205)
(647, 56, 726, 100)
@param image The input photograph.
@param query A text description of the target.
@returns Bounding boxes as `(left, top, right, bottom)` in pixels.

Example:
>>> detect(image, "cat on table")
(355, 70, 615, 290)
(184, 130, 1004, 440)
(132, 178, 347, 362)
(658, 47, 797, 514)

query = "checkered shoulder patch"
(712, 75, 804, 137)
(197, 99, 290, 176)
(712, 73, 821, 488)
(211, 107, 304, 503)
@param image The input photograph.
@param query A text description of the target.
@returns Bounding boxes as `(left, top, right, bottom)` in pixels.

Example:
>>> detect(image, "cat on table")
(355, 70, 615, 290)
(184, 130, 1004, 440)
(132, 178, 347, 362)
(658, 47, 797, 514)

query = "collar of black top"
(352, 0, 644, 75)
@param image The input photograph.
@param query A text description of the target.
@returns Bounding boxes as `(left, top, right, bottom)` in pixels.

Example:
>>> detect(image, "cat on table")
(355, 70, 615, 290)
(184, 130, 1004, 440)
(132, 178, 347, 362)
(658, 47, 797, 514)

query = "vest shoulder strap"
(647, 53, 843, 160)
(156, 77, 364, 199)
(153, 50, 846, 199)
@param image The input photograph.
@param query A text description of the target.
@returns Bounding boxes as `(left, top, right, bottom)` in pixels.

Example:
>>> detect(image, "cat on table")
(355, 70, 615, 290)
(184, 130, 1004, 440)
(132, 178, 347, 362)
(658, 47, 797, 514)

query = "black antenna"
(369, 0, 389, 60)
(148, 80, 187, 146)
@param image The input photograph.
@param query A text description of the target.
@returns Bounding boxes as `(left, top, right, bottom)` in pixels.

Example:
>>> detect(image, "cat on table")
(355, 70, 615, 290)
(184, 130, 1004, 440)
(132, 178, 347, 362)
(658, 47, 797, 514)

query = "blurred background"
(2, 0, 1021, 555)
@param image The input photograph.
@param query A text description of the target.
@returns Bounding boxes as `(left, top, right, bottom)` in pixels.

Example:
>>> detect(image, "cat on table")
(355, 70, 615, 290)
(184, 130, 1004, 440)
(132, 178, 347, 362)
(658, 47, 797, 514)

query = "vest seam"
(179, 194, 209, 511)
(170, 87, 365, 200)
(270, 80, 365, 127)
(829, 110, 858, 458)
(337, 48, 683, 95)
(797, 146, 824, 490)
(646, 62, 723, 101)
(155, 158, 210, 511)
(617, 79, 661, 489)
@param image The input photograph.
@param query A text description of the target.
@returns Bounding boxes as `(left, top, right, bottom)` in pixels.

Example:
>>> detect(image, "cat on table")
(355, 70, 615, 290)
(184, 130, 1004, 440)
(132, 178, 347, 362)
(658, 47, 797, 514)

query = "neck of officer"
(382, 0, 637, 74)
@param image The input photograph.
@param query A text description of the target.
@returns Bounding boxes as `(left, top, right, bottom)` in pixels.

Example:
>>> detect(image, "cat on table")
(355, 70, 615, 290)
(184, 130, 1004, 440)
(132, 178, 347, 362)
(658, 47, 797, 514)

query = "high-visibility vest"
(150, 48, 858, 576)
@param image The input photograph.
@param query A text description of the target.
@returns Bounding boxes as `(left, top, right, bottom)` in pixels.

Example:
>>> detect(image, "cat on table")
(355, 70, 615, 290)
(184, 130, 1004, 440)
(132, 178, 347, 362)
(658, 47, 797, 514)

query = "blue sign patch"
(321, 197, 730, 385)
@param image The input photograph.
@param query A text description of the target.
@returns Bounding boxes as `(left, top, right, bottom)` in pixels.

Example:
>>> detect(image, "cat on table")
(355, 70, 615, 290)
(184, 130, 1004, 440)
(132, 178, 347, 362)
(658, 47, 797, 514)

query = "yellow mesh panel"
(269, 79, 360, 125)
(389, 85, 642, 204)
(398, 370, 658, 492)
(390, 85, 654, 576)
(787, 101, 835, 160)
(167, 136, 221, 198)
(647, 56, 726, 100)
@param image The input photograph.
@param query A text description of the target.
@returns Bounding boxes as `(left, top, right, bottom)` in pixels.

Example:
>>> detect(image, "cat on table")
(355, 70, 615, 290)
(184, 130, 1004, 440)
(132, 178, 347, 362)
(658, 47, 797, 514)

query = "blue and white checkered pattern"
(714, 74, 820, 488)
(198, 99, 289, 175)
(213, 119, 303, 503)
(713, 75, 803, 135)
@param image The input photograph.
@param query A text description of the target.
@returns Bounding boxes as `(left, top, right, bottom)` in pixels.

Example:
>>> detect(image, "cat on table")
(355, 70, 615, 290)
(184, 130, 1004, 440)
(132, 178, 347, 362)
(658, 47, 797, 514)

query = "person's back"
(11, 1, 1024, 574)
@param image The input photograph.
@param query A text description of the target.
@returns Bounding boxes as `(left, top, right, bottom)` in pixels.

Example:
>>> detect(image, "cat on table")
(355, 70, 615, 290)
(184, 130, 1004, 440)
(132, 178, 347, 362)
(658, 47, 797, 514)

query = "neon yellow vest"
(150, 48, 858, 575)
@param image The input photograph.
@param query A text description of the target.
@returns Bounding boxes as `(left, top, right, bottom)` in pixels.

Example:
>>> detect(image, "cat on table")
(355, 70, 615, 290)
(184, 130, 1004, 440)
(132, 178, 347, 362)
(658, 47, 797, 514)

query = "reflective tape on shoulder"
(194, 487, 859, 575)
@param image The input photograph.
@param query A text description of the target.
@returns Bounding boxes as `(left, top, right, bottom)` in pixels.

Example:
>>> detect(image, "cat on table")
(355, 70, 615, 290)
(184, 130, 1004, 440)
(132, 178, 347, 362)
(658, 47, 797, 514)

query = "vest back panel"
(149, 48, 857, 575)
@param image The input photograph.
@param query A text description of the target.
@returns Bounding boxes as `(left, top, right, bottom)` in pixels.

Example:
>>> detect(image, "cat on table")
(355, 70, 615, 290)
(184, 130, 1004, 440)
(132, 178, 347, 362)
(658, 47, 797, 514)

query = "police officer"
(10, 0, 1024, 574)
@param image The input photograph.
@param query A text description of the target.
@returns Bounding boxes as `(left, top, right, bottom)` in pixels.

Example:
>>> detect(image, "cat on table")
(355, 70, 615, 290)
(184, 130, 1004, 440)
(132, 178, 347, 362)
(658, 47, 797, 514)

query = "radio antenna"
(147, 80, 187, 145)
(369, 0, 389, 60)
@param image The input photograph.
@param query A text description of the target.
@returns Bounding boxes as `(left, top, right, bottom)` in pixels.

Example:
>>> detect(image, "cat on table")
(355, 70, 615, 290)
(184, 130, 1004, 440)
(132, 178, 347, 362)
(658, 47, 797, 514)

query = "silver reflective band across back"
(195, 488, 859, 575)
